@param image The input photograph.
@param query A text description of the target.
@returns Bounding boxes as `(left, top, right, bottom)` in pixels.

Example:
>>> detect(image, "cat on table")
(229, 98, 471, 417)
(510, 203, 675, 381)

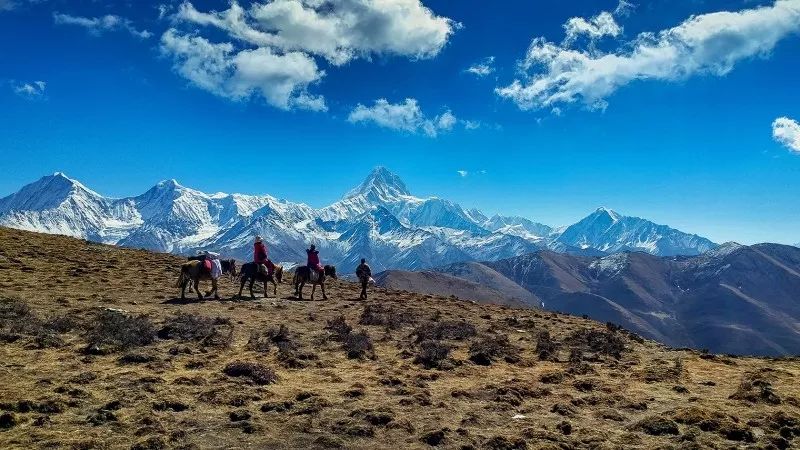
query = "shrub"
(158, 314, 233, 348)
(246, 324, 291, 353)
(536, 331, 560, 361)
(223, 361, 278, 385)
(413, 320, 476, 343)
(414, 340, 451, 369)
(343, 331, 374, 360)
(326, 316, 352, 340)
(0, 297, 37, 335)
(566, 327, 625, 358)
(86, 310, 155, 351)
(730, 374, 781, 405)
(359, 305, 416, 330)
(469, 335, 519, 366)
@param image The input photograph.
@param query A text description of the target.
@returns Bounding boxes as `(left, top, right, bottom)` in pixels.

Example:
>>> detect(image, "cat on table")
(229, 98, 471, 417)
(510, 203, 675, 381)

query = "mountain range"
(0, 167, 718, 271)
(377, 243, 800, 356)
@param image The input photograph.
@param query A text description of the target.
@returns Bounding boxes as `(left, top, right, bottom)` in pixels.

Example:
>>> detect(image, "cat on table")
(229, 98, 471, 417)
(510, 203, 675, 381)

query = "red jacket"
(254, 242, 268, 264)
(306, 249, 320, 267)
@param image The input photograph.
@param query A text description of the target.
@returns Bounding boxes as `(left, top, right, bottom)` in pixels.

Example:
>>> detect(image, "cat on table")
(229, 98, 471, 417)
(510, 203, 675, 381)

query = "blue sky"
(1, 0, 799, 244)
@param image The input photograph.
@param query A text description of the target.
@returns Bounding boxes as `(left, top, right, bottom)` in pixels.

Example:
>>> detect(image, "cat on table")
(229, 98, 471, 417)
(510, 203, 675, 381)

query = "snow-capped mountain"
(556, 207, 717, 256)
(0, 168, 719, 271)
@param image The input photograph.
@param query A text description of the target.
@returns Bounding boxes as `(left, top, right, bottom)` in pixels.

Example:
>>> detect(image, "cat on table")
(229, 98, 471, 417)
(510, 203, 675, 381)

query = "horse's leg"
(273, 280, 277, 296)
(321, 280, 328, 301)
(310, 283, 316, 301)
(194, 279, 202, 300)
(264, 279, 268, 298)
(237, 277, 245, 298)
(181, 279, 187, 300)
(297, 282, 304, 300)
(249, 279, 256, 299)
(212, 279, 220, 300)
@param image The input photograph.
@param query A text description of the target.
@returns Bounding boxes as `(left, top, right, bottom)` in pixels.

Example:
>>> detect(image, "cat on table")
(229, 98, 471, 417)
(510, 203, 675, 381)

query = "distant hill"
(483, 243, 800, 356)
(373, 269, 537, 308)
(383, 244, 800, 357)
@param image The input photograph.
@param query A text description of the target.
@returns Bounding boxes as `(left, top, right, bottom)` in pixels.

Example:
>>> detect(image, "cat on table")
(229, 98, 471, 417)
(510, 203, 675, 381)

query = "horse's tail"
(176, 263, 191, 287)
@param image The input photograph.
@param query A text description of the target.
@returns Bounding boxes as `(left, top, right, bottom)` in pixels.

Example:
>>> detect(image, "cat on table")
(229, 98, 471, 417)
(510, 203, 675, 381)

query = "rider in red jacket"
(306, 244, 322, 274)
(254, 236, 269, 275)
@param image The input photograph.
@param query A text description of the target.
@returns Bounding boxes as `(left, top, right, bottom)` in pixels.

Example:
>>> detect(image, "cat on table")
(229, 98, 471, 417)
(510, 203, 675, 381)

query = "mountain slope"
(373, 270, 532, 308)
(483, 245, 800, 356)
(2, 226, 798, 449)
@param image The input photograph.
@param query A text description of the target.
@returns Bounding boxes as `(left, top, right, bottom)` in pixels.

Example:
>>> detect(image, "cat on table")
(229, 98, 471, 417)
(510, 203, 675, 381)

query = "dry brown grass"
(1, 227, 799, 449)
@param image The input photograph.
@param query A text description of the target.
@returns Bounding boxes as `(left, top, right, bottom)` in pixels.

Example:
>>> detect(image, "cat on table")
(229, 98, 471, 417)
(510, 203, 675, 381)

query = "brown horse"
(176, 260, 233, 300)
(236, 263, 284, 299)
(293, 265, 337, 301)
(187, 257, 237, 281)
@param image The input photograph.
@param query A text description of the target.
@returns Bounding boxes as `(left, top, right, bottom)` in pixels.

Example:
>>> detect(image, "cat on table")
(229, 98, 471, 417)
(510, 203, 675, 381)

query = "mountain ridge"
(1, 168, 721, 270)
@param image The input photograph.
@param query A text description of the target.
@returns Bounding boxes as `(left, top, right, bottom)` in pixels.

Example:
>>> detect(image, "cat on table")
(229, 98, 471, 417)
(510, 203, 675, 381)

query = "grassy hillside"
(1, 227, 799, 449)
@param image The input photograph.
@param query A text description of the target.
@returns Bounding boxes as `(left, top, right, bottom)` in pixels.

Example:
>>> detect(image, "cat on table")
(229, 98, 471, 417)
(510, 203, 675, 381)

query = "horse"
(176, 260, 227, 300)
(293, 265, 337, 301)
(236, 262, 284, 299)
(187, 256, 237, 281)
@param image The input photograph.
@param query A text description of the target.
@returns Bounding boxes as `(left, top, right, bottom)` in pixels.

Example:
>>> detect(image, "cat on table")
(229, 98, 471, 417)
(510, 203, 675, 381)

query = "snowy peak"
(0, 172, 104, 213)
(345, 166, 411, 202)
(556, 208, 717, 257)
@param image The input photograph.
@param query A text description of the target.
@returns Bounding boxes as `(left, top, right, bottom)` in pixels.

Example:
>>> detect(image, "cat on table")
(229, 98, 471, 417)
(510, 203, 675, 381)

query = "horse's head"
(227, 259, 237, 277)
(325, 265, 337, 279)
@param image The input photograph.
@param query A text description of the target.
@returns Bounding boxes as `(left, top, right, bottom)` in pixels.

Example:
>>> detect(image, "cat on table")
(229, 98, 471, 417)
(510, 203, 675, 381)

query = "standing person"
(355, 258, 372, 300)
(254, 236, 269, 276)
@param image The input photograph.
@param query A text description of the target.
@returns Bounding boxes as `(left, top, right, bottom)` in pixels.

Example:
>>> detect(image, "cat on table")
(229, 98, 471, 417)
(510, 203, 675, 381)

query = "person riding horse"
(306, 245, 323, 279)
(254, 236, 272, 276)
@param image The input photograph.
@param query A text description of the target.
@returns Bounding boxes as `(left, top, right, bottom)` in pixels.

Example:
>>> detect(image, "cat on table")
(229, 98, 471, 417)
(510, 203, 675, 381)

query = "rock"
(633, 416, 679, 436)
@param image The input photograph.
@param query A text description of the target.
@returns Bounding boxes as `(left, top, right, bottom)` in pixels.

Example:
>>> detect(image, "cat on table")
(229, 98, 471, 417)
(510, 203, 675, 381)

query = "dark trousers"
(360, 279, 368, 299)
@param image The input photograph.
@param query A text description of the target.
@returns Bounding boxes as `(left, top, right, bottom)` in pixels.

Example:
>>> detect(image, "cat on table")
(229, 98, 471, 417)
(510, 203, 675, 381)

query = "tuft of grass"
(413, 320, 476, 343)
(223, 361, 278, 385)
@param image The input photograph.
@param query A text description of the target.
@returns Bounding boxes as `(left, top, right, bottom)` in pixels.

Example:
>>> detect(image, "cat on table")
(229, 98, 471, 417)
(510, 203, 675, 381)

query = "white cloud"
(563, 11, 621, 44)
(347, 98, 462, 137)
(160, 29, 326, 111)
(13, 80, 46, 97)
(174, 0, 457, 66)
(466, 56, 495, 77)
(53, 13, 152, 38)
(498, 0, 800, 112)
(614, 0, 635, 18)
(164, 0, 457, 111)
(457, 170, 469, 177)
(773, 117, 800, 153)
